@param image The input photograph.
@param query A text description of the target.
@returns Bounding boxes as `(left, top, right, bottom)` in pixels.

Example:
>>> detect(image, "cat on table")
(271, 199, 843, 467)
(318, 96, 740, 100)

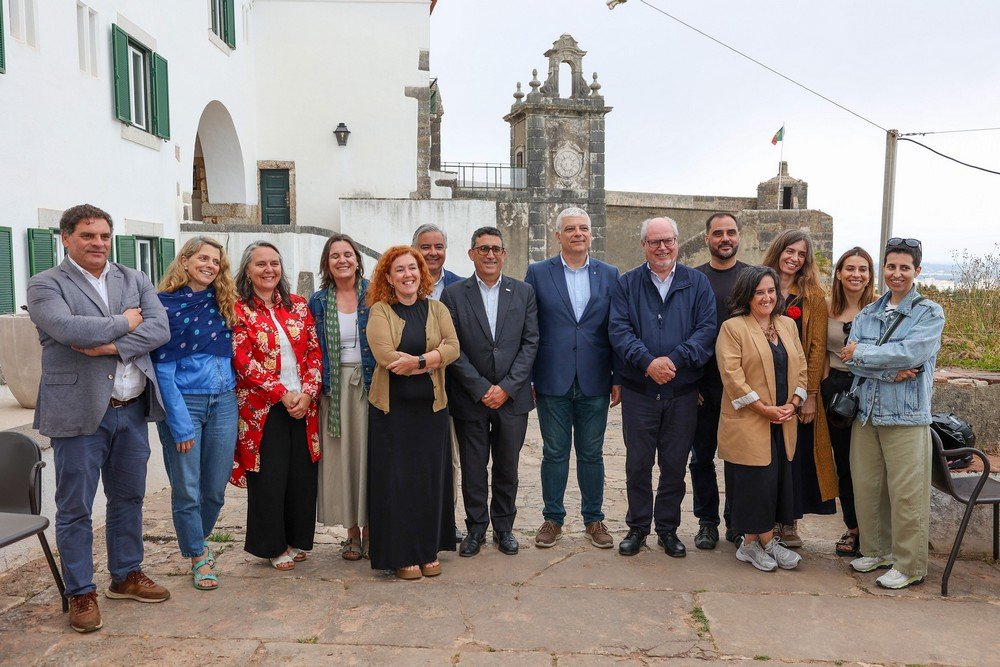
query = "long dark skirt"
(726, 425, 795, 535)
(368, 399, 455, 570)
(790, 421, 837, 518)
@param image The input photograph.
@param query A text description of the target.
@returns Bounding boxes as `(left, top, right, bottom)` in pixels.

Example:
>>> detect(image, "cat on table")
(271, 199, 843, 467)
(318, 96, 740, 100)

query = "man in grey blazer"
(27, 204, 171, 633)
(442, 226, 538, 557)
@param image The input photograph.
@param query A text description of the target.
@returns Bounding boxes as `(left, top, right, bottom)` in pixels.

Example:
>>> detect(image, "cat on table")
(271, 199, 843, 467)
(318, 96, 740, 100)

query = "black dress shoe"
(618, 528, 648, 556)
(454, 527, 464, 543)
(493, 530, 519, 555)
(695, 525, 719, 550)
(460, 531, 486, 557)
(657, 531, 687, 558)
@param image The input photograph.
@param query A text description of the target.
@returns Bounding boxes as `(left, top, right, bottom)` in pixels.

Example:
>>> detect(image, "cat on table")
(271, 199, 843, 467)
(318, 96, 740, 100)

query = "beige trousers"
(849, 420, 931, 578)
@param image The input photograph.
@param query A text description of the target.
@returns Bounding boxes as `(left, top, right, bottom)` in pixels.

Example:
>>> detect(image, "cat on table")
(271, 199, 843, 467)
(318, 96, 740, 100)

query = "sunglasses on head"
(886, 237, 921, 250)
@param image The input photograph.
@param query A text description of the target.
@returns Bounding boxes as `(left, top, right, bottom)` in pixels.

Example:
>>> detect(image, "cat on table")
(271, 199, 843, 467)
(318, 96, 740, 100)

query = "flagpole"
(777, 121, 784, 210)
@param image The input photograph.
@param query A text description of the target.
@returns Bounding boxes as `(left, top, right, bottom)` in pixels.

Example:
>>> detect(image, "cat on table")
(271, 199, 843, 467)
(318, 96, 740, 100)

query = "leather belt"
(109, 396, 141, 409)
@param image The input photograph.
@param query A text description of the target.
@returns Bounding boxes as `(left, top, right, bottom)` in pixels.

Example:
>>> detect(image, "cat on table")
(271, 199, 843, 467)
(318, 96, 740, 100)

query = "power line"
(636, 0, 887, 132)
(898, 137, 1000, 176)
(901, 127, 1000, 137)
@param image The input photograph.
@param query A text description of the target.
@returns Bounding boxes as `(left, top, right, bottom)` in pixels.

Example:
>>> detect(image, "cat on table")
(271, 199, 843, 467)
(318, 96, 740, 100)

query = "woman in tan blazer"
(365, 246, 460, 580)
(717, 266, 808, 572)
(762, 229, 838, 547)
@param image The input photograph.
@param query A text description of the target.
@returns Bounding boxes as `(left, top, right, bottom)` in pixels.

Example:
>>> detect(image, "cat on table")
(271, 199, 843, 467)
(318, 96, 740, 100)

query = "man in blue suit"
(525, 208, 620, 549)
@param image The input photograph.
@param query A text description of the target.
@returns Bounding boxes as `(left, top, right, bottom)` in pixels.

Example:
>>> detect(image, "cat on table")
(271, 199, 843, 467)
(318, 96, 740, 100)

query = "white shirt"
(337, 310, 362, 364)
(476, 274, 502, 340)
(429, 273, 446, 301)
(268, 307, 302, 393)
(67, 256, 146, 401)
(648, 263, 676, 301)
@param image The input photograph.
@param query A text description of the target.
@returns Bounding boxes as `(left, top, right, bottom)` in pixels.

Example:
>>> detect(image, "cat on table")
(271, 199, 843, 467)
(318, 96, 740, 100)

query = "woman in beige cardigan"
(717, 266, 809, 572)
(365, 246, 460, 580)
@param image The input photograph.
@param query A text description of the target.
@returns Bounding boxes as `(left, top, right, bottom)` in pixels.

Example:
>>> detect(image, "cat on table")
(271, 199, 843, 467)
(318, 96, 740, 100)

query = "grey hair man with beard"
(691, 213, 749, 548)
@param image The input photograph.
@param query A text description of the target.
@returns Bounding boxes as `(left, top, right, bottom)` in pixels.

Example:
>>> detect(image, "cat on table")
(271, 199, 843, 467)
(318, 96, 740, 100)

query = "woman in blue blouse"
(154, 236, 238, 590)
(308, 234, 375, 561)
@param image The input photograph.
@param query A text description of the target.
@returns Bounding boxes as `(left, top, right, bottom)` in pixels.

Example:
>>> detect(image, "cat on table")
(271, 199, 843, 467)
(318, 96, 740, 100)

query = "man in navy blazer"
(524, 207, 620, 550)
(610, 217, 716, 559)
(413, 223, 465, 542)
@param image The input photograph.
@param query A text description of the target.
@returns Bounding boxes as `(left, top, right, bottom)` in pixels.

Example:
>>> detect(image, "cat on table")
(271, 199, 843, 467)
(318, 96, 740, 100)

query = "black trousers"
(244, 404, 318, 559)
(622, 388, 698, 536)
(726, 425, 795, 535)
(821, 369, 858, 530)
(454, 410, 528, 533)
(690, 381, 723, 527)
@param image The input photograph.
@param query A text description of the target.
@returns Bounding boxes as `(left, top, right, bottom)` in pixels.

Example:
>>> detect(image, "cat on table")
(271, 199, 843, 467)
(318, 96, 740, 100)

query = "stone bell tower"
(504, 34, 612, 261)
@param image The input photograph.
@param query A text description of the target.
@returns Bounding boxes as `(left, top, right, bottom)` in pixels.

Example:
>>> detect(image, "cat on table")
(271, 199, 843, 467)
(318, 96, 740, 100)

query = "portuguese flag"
(771, 125, 784, 145)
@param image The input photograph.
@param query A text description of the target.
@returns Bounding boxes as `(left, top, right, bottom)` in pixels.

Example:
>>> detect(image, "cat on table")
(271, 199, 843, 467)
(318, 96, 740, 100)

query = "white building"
(0, 0, 438, 312)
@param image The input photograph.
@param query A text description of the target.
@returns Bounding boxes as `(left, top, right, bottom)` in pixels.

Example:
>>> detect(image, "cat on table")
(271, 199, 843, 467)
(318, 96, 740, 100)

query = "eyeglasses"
(644, 237, 678, 248)
(886, 237, 921, 250)
(473, 245, 505, 256)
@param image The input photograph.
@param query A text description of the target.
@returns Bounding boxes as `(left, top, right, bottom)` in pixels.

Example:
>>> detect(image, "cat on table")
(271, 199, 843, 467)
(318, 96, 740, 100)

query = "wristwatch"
(418, 355, 426, 369)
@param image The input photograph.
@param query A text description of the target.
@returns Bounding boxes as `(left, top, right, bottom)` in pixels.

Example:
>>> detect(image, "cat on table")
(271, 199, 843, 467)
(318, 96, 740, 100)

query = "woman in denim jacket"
(154, 237, 238, 590)
(842, 238, 945, 589)
(308, 234, 376, 561)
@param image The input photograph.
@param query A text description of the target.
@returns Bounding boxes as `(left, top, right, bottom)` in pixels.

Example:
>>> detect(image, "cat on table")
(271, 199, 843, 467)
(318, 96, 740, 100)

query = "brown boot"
(106, 570, 171, 603)
(69, 592, 103, 633)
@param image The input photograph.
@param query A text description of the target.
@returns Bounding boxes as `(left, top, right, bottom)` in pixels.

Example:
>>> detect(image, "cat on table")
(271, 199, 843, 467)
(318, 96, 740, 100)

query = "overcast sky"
(430, 0, 1000, 265)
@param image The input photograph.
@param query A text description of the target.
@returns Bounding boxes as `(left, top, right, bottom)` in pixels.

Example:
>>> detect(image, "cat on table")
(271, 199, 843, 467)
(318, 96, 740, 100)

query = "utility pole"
(879, 129, 899, 289)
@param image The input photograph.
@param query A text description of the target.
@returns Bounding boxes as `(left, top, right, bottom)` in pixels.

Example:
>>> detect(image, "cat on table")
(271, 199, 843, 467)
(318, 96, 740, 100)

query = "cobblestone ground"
(2, 408, 999, 665)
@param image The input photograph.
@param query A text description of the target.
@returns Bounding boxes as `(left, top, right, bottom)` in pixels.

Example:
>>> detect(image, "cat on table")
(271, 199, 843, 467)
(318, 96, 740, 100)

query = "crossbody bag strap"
(850, 296, 925, 395)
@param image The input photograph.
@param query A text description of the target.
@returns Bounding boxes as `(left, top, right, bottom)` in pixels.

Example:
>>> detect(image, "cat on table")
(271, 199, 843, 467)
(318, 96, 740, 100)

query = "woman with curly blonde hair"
(153, 236, 239, 590)
(365, 246, 460, 579)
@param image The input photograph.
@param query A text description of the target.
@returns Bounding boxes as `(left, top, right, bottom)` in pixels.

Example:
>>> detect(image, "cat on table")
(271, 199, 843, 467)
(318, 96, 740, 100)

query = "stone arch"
(194, 101, 247, 210)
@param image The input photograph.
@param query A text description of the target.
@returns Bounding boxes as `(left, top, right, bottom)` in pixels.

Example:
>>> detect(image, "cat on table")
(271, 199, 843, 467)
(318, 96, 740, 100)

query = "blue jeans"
(156, 391, 238, 557)
(536, 378, 609, 525)
(51, 400, 150, 597)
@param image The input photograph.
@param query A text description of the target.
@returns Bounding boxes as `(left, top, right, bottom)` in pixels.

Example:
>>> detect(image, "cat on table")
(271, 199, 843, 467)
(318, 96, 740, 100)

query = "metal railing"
(440, 162, 526, 190)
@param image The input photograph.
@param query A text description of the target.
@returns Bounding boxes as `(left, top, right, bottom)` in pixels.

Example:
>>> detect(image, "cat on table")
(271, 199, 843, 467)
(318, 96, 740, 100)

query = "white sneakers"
(764, 537, 802, 570)
(736, 539, 777, 571)
(850, 553, 894, 573)
(875, 568, 924, 589)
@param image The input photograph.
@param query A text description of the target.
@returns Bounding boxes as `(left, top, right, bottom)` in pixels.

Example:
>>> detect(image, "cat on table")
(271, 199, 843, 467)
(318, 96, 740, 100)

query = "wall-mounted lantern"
(333, 123, 351, 147)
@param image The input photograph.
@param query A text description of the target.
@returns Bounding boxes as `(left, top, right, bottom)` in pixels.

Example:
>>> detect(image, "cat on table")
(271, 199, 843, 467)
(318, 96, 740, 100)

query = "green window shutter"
(115, 235, 137, 269)
(1, 0, 7, 74)
(27, 228, 57, 276)
(151, 53, 170, 139)
(156, 237, 175, 283)
(111, 24, 131, 122)
(224, 0, 236, 49)
(0, 227, 14, 314)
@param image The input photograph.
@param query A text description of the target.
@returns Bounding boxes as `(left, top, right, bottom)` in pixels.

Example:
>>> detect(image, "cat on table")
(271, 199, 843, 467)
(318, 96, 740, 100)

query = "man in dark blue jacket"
(610, 217, 716, 558)
(525, 207, 620, 550)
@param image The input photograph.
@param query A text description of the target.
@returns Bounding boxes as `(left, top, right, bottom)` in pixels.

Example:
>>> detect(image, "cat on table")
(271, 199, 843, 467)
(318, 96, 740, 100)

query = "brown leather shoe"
(778, 522, 803, 549)
(534, 520, 562, 548)
(585, 521, 614, 549)
(69, 592, 103, 633)
(106, 570, 171, 603)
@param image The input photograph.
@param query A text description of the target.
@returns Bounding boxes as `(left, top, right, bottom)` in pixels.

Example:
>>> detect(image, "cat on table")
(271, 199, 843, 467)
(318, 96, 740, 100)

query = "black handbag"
(825, 297, 924, 429)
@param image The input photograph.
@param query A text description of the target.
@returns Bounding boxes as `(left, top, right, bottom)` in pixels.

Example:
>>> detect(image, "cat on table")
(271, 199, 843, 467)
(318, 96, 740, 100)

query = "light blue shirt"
(648, 263, 676, 301)
(476, 274, 502, 340)
(429, 273, 446, 301)
(561, 254, 591, 321)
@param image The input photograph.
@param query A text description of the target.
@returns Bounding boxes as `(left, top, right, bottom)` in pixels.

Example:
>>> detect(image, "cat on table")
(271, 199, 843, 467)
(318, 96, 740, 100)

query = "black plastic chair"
(0, 431, 68, 612)
(930, 429, 1000, 596)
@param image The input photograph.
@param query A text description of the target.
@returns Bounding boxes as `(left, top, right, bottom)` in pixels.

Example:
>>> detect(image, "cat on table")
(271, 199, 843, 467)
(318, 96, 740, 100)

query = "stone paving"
(2, 407, 999, 666)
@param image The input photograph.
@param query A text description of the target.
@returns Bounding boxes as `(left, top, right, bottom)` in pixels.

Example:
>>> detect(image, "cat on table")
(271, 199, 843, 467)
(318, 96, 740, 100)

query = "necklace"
(758, 319, 778, 343)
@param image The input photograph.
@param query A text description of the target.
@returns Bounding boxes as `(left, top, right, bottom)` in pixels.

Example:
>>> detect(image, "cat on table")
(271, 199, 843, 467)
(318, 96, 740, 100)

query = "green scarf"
(324, 281, 362, 437)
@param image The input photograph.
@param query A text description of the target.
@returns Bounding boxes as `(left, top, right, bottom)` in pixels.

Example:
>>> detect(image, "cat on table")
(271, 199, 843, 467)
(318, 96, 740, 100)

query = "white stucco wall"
(0, 0, 430, 310)
(341, 198, 499, 278)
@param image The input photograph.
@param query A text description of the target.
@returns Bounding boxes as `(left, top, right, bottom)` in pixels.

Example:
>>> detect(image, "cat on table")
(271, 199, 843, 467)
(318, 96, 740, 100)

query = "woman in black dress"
(365, 246, 460, 580)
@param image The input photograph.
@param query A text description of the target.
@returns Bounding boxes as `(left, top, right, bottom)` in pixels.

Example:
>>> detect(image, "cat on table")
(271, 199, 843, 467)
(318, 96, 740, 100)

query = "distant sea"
(916, 262, 956, 290)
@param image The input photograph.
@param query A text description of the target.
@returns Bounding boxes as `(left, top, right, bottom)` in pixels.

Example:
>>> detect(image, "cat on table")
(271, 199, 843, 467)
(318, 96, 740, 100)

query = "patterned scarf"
(324, 280, 363, 437)
(155, 286, 233, 363)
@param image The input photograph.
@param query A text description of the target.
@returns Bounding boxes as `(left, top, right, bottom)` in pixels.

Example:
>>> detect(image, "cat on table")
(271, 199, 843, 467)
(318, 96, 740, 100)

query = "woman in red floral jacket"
(232, 241, 323, 571)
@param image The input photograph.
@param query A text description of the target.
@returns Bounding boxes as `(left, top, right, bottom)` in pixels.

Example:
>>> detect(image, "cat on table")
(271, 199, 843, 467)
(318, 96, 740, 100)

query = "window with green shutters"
(115, 234, 137, 269)
(1, 0, 6, 74)
(111, 24, 170, 139)
(211, 0, 236, 49)
(27, 228, 57, 276)
(0, 227, 15, 314)
(157, 237, 175, 284)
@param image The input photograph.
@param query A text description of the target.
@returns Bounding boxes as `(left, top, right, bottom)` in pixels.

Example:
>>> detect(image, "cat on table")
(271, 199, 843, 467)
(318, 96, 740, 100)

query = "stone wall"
(932, 379, 1000, 449)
